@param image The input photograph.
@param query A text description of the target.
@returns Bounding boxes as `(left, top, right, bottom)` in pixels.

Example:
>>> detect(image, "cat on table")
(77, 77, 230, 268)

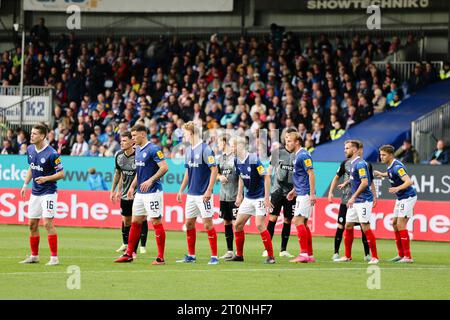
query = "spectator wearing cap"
(394, 139, 419, 164)
(429, 139, 449, 165)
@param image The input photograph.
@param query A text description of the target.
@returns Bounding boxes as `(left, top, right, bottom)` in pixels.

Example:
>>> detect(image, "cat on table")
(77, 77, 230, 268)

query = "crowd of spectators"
(0, 18, 447, 159)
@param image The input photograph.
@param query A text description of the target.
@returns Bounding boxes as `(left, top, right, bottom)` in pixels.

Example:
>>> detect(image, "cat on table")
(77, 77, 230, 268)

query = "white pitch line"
(1, 267, 449, 276)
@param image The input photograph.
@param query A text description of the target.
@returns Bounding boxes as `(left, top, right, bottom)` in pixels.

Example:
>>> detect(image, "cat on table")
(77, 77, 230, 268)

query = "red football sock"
(187, 228, 196, 256)
(399, 229, 411, 259)
(260, 230, 274, 257)
(296, 224, 309, 255)
(47, 234, 58, 257)
(364, 229, 378, 259)
(344, 228, 354, 259)
(207, 228, 218, 257)
(235, 230, 245, 257)
(30, 235, 40, 256)
(394, 230, 404, 257)
(153, 223, 166, 260)
(306, 225, 314, 256)
(125, 222, 142, 256)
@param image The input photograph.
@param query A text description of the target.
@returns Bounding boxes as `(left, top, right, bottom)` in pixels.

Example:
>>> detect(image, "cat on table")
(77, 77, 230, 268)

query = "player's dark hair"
(379, 145, 395, 154)
(33, 123, 49, 136)
(130, 124, 147, 133)
(355, 140, 363, 149)
(120, 131, 132, 139)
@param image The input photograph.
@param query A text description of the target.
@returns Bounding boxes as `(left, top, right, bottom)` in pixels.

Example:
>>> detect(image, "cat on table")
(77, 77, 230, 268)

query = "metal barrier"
(412, 102, 450, 162)
(373, 61, 443, 83)
(0, 86, 54, 144)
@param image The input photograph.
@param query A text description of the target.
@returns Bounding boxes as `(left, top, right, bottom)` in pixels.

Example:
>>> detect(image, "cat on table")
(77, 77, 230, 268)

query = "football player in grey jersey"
(216, 135, 239, 260)
(263, 128, 297, 258)
(110, 131, 148, 255)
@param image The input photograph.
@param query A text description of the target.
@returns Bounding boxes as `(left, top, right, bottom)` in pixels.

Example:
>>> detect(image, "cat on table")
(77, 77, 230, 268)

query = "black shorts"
(270, 189, 295, 219)
(337, 203, 361, 227)
(120, 199, 133, 217)
(220, 201, 238, 221)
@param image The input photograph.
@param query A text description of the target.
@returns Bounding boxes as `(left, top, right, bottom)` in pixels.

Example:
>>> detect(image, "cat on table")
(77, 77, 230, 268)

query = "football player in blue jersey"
(335, 140, 379, 264)
(114, 124, 168, 265)
(228, 136, 275, 264)
(20, 124, 65, 266)
(375, 145, 417, 263)
(286, 131, 316, 263)
(176, 121, 219, 265)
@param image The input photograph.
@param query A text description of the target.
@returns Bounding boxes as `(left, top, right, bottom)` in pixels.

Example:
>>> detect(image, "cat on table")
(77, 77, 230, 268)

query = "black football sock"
(361, 230, 370, 256)
(335, 227, 344, 254)
(224, 223, 234, 251)
(267, 220, 276, 239)
(281, 222, 291, 252)
(123, 224, 130, 245)
(140, 220, 148, 247)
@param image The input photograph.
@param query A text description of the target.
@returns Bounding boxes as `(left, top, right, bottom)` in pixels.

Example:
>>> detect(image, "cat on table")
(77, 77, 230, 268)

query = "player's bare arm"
(235, 177, 244, 207)
(177, 169, 189, 203)
(35, 170, 65, 184)
(347, 178, 369, 208)
(308, 169, 316, 206)
(140, 160, 169, 193)
(110, 169, 121, 203)
(338, 178, 350, 190)
(264, 174, 273, 213)
(389, 174, 413, 194)
(127, 175, 138, 200)
(203, 166, 218, 202)
(328, 174, 340, 203)
(374, 170, 388, 178)
(286, 187, 296, 201)
(21, 168, 33, 198)
(370, 181, 377, 208)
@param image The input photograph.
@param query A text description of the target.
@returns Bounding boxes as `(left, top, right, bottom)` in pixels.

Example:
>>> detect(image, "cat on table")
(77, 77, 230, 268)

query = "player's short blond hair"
(182, 121, 199, 136)
(285, 131, 302, 144)
(230, 136, 246, 147)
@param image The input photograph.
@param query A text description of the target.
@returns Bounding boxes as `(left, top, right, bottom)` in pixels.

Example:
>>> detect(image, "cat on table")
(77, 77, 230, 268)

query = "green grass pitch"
(0, 224, 449, 300)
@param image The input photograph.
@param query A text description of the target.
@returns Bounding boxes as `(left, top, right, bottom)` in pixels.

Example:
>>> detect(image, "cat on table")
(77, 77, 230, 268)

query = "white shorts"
(133, 191, 164, 219)
(347, 201, 373, 224)
(294, 195, 312, 219)
(237, 197, 267, 217)
(393, 196, 417, 219)
(185, 194, 214, 219)
(28, 193, 57, 219)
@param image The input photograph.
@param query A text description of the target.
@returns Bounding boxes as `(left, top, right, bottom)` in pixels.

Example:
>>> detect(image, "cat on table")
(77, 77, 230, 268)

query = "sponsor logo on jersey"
(280, 164, 294, 171)
(222, 169, 232, 175)
(30, 163, 44, 171)
(135, 161, 146, 167)
(187, 161, 200, 168)
(122, 170, 135, 176)
(240, 174, 251, 180)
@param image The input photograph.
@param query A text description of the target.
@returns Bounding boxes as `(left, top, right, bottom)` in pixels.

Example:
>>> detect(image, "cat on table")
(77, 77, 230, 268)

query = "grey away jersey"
(217, 152, 239, 202)
(271, 147, 295, 195)
(115, 150, 136, 200)
(336, 159, 352, 204)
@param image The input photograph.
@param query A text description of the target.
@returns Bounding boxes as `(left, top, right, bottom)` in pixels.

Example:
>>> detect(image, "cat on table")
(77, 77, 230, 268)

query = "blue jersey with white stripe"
(293, 148, 314, 196)
(387, 159, 417, 200)
(350, 157, 373, 203)
(185, 142, 216, 195)
(27, 144, 63, 196)
(235, 153, 266, 199)
(135, 142, 164, 194)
